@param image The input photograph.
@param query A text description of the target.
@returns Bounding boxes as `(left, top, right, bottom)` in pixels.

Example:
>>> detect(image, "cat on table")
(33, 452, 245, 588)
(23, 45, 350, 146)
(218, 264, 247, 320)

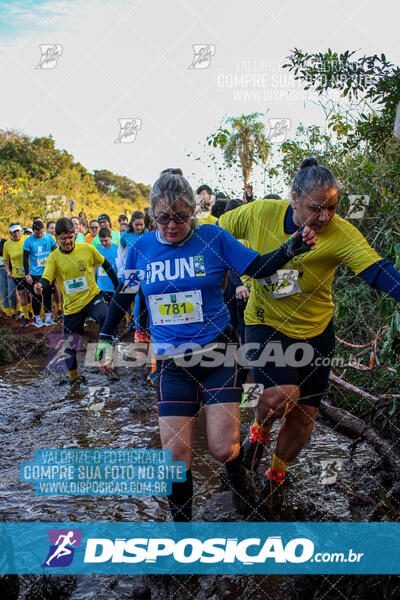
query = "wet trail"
(0, 350, 386, 599)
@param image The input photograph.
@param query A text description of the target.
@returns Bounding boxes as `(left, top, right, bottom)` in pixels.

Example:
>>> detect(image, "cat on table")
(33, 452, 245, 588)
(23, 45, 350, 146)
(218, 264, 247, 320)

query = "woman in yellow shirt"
(218, 157, 400, 505)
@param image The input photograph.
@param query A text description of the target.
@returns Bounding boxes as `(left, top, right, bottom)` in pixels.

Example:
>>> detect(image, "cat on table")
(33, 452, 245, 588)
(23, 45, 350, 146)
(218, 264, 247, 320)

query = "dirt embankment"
(0, 315, 105, 366)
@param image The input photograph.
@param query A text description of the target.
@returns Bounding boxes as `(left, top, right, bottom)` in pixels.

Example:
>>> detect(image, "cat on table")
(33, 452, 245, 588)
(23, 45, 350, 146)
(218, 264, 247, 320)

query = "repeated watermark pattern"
(268, 118, 291, 142)
(242, 383, 264, 408)
(36, 44, 63, 69)
(86, 340, 355, 370)
(216, 58, 309, 102)
(188, 44, 216, 70)
(320, 459, 343, 485)
(347, 195, 370, 220)
(114, 118, 142, 143)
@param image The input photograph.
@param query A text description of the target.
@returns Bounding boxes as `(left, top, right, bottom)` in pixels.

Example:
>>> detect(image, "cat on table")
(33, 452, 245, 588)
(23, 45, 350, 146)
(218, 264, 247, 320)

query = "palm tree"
(208, 113, 270, 184)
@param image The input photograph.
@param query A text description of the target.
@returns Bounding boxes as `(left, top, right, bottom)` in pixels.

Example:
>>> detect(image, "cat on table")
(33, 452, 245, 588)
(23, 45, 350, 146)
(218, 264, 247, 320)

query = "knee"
(260, 387, 299, 419)
(210, 441, 240, 464)
(164, 441, 193, 469)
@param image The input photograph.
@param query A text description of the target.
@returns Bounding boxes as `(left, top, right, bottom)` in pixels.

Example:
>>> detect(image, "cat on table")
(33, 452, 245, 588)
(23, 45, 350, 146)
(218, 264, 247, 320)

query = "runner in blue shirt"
(23, 220, 57, 327)
(96, 228, 119, 340)
(120, 210, 148, 250)
(120, 210, 149, 340)
(96, 168, 316, 521)
(96, 228, 119, 297)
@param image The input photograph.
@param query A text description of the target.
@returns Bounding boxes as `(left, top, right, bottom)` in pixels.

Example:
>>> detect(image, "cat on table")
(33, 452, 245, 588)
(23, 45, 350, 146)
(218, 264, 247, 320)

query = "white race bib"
(64, 276, 88, 294)
(37, 257, 48, 267)
(98, 266, 107, 277)
(148, 290, 203, 325)
(17, 267, 25, 276)
(258, 269, 301, 299)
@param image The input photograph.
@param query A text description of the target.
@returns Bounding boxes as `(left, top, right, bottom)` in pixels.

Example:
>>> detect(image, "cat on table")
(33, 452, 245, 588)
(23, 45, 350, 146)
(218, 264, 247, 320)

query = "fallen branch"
(320, 400, 400, 473)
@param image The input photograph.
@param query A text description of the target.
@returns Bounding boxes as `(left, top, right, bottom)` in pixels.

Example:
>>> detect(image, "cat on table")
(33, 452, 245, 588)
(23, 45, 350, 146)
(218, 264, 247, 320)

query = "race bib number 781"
(148, 290, 203, 325)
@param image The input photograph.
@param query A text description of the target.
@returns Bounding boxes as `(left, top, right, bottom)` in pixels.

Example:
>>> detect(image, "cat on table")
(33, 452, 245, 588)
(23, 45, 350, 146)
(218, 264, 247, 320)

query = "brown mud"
(0, 318, 399, 599)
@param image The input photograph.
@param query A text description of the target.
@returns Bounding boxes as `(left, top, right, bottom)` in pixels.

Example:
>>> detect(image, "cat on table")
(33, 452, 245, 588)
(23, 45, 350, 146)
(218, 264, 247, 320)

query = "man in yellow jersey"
(218, 158, 400, 506)
(3, 223, 31, 326)
(34, 217, 119, 382)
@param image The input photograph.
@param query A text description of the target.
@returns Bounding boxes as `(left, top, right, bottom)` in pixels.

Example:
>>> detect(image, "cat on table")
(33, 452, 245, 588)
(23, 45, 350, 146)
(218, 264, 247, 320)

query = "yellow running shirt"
(3, 236, 28, 278)
(218, 199, 381, 338)
(42, 243, 104, 315)
(198, 214, 218, 225)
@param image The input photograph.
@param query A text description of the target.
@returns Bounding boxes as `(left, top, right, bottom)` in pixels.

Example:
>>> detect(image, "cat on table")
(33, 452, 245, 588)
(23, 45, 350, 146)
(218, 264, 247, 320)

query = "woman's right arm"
(99, 282, 137, 341)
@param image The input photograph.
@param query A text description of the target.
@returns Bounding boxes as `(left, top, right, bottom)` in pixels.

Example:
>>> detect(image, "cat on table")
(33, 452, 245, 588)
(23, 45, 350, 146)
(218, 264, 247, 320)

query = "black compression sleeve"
(102, 259, 120, 290)
(23, 250, 30, 276)
(38, 277, 51, 292)
(229, 269, 244, 289)
(100, 281, 137, 340)
(244, 245, 291, 278)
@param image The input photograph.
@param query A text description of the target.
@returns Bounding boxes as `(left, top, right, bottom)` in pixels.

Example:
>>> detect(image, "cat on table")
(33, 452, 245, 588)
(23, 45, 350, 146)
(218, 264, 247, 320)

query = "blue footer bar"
(0, 522, 398, 574)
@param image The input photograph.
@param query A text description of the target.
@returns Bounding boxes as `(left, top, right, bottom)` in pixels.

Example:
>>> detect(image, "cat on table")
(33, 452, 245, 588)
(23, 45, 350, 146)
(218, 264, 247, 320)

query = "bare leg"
(275, 404, 318, 463)
(205, 402, 241, 463)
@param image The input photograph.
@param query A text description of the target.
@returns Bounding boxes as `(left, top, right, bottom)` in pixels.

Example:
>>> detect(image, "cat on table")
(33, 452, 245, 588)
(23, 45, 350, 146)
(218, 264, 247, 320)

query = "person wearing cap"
(3, 224, 31, 326)
(91, 214, 120, 247)
(118, 214, 129, 234)
(24, 227, 33, 235)
(85, 220, 99, 244)
(71, 216, 86, 243)
(23, 220, 57, 327)
(0, 237, 17, 318)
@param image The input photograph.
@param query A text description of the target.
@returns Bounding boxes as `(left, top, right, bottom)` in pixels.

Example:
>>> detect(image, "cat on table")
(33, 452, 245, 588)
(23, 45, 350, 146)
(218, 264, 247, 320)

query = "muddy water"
(0, 352, 383, 599)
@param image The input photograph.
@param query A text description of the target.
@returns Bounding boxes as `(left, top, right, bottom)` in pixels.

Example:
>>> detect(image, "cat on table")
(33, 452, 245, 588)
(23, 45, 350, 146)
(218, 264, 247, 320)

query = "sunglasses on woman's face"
(154, 212, 190, 225)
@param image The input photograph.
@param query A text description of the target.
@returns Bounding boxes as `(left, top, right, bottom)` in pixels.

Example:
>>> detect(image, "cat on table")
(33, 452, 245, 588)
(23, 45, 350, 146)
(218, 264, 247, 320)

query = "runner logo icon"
(42, 529, 82, 567)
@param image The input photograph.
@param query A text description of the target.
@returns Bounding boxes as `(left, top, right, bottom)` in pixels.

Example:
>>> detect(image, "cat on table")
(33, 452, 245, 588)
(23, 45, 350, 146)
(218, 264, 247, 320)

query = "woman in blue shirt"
(120, 210, 149, 341)
(96, 168, 316, 521)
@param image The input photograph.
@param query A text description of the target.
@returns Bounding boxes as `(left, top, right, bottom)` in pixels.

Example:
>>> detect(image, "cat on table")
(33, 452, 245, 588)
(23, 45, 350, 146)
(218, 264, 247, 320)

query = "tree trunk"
(320, 400, 400, 472)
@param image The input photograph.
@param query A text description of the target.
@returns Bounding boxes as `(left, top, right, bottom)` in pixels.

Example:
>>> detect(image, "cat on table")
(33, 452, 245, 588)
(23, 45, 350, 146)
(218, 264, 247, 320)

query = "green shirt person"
(91, 214, 120, 246)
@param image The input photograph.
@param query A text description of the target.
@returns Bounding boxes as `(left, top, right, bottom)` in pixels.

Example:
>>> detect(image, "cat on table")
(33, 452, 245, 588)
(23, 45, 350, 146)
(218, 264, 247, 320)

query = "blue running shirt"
(120, 230, 148, 250)
(96, 244, 119, 292)
(23, 233, 57, 276)
(123, 225, 259, 353)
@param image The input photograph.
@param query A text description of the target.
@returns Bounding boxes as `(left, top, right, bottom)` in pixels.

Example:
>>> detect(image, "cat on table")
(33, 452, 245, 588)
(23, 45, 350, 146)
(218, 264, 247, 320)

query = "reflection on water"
(0, 355, 383, 599)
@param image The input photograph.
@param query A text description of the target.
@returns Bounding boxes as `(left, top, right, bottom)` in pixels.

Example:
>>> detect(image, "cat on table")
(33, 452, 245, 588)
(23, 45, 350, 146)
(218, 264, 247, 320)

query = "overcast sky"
(0, 0, 399, 195)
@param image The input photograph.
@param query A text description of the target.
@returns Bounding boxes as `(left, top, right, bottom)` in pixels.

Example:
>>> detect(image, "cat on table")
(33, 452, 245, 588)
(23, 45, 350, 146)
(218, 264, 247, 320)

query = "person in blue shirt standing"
(23, 220, 57, 327)
(96, 228, 119, 303)
(96, 227, 119, 340)
(95, 168, 317, 521)
(120, 210, 149, 340)
(120, 210, 148, 249)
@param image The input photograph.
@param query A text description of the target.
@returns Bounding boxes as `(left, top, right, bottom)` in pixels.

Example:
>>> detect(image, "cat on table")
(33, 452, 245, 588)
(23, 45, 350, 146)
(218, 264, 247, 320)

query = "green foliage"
(278, 51, 400, 410)
(207, 113, 270, 184)
(93, 170, 150, 206)
(0, 130, 150, 232)
(380, 311, 400, 368)
(283, 48, 400, 151)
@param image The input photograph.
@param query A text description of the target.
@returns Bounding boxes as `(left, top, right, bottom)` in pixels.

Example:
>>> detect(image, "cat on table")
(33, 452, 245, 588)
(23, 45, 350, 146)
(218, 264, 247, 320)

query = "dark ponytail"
(160, 168, 183, 176)
(292, 157, 337, 199)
